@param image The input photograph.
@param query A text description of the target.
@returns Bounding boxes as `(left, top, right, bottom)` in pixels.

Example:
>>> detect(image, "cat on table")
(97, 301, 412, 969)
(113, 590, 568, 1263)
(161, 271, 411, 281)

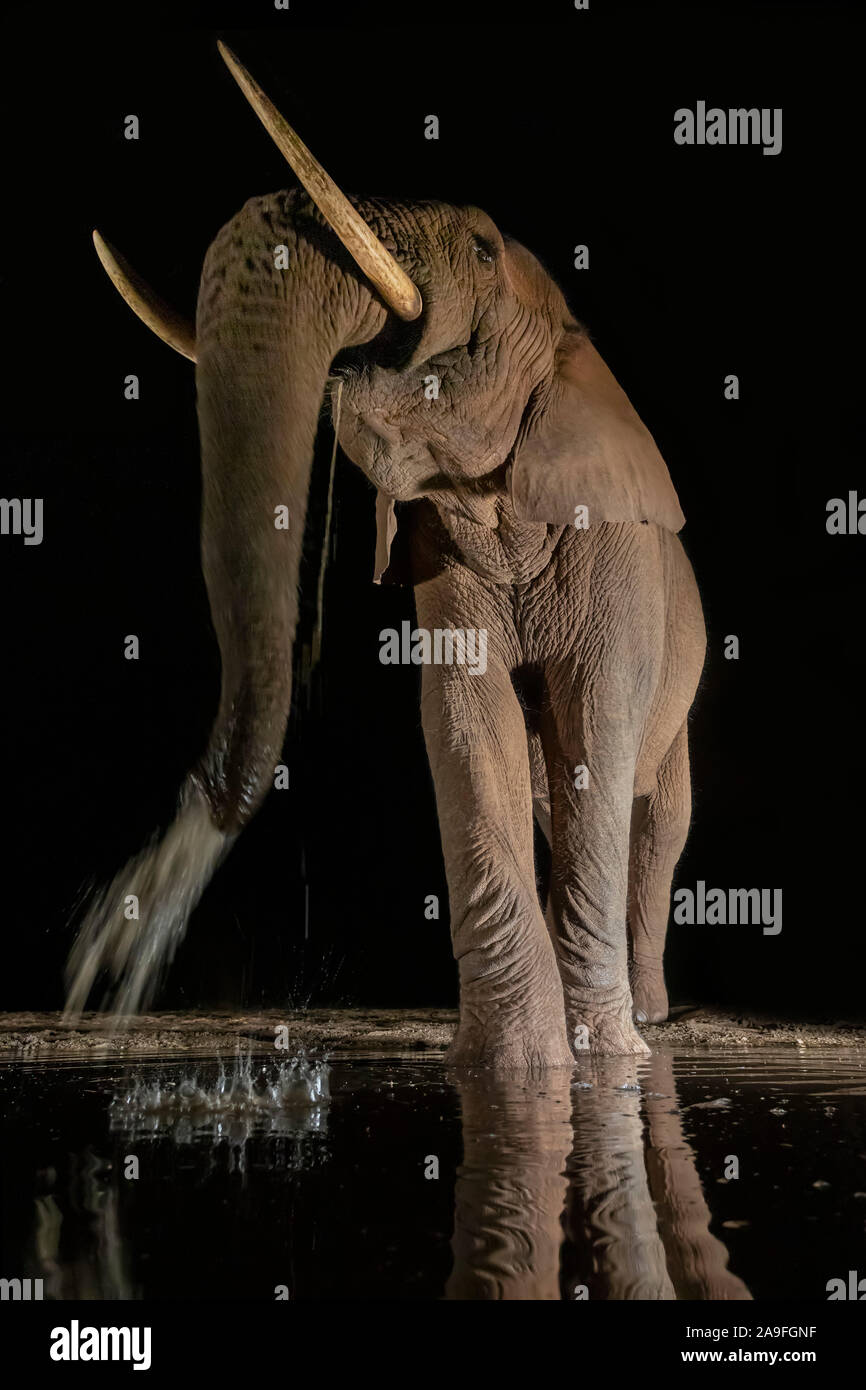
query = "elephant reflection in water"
(446, 1052, 752, 1301)
(446, 1069, 574, 1300)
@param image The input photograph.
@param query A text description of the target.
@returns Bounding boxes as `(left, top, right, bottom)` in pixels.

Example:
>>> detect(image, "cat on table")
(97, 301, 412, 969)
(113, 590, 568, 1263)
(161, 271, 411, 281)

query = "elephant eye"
(471, 237, 495, 265)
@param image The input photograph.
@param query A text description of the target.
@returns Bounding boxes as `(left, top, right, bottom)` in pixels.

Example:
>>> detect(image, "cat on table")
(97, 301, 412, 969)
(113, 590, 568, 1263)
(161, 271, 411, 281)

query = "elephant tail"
(63, 779, 231, 1019)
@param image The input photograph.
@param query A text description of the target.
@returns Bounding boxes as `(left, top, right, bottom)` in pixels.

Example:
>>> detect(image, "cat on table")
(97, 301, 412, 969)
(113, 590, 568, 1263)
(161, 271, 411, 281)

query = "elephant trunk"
(64, 195, 385, 1015)
(192, 204, 378, 832)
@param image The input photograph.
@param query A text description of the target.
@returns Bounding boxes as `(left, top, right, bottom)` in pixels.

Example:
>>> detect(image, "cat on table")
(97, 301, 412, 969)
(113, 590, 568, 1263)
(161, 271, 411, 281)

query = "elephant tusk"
(217, 41, 423, 324)
(92, 230, 197, 362)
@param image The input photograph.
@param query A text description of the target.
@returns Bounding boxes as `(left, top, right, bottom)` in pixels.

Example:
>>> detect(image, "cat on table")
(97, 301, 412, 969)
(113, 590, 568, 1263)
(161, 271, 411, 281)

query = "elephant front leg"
(420, 657, 572, 1070)
(541, 697, 649, 1058)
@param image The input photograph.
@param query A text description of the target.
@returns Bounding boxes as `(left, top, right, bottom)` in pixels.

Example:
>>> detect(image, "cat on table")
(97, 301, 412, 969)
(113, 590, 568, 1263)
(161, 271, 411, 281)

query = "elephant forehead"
(347, 196, 478, 269)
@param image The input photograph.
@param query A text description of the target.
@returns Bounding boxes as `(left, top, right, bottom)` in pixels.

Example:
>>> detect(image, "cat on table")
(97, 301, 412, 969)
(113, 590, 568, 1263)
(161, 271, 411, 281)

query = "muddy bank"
(0, 1006, 864, 1058)
(650, 1007, 866, 1049)
(0, 1009, 456, 1058)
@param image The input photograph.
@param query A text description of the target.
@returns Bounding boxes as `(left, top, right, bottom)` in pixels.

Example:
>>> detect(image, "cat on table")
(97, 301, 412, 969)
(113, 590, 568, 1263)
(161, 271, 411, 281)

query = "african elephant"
(65, 44, 706, 1066)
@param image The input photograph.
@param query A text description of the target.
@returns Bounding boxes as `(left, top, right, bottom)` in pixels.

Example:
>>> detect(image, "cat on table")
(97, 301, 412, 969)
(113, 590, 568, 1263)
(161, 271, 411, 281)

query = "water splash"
(108, 1047, 329, 1150)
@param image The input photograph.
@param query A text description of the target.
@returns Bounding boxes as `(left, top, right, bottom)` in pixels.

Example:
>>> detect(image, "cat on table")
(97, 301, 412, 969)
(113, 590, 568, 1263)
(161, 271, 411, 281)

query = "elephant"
(65, 43, 706, 1066)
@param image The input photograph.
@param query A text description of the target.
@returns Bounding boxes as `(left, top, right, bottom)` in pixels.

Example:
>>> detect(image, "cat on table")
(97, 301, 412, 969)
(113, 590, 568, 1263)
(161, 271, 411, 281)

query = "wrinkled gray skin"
(174, 186, 704, 1066)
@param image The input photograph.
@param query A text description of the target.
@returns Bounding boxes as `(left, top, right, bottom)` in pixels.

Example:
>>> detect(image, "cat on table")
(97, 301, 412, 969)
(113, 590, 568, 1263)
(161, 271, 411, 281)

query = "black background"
(1, 0, 862, 1016)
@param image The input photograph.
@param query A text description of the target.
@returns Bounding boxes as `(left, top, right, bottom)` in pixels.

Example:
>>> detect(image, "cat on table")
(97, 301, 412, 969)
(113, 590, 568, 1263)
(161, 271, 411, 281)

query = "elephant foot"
(447, 1020, 574, 1071)
(630, 961, 669, 1024)
(568, 995, 651, 1058)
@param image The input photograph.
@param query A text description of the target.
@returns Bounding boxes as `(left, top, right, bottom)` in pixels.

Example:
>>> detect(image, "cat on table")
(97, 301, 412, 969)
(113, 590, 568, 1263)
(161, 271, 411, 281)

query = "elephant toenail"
(635, 1010, 648, 1023)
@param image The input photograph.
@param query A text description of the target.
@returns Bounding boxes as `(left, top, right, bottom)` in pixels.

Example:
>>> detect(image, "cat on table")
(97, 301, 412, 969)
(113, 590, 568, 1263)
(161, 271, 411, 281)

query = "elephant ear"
(510, 330, 685, 532)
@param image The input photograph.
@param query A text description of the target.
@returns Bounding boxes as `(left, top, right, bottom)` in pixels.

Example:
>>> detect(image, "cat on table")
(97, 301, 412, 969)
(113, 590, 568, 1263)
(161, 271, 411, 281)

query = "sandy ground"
(0, 1006, 864, 1058)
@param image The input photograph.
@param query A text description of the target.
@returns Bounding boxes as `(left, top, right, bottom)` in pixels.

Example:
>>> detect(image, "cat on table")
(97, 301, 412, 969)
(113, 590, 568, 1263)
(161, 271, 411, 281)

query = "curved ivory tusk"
(93, 230, 197, 362)
(218, 41, 422, 323)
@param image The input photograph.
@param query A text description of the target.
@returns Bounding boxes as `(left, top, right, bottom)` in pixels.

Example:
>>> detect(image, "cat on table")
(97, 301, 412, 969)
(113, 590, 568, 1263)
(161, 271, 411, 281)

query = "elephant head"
(65, 43, 684, 1015)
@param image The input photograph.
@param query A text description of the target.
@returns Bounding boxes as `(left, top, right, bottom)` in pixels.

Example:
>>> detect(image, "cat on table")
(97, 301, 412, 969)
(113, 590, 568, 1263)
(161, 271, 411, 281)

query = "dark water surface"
(1, 1047, 863, 1300)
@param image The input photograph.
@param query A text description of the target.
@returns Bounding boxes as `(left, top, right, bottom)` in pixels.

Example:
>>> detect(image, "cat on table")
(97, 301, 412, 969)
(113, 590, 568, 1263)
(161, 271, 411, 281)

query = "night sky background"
(1, 0, 862, 1017)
